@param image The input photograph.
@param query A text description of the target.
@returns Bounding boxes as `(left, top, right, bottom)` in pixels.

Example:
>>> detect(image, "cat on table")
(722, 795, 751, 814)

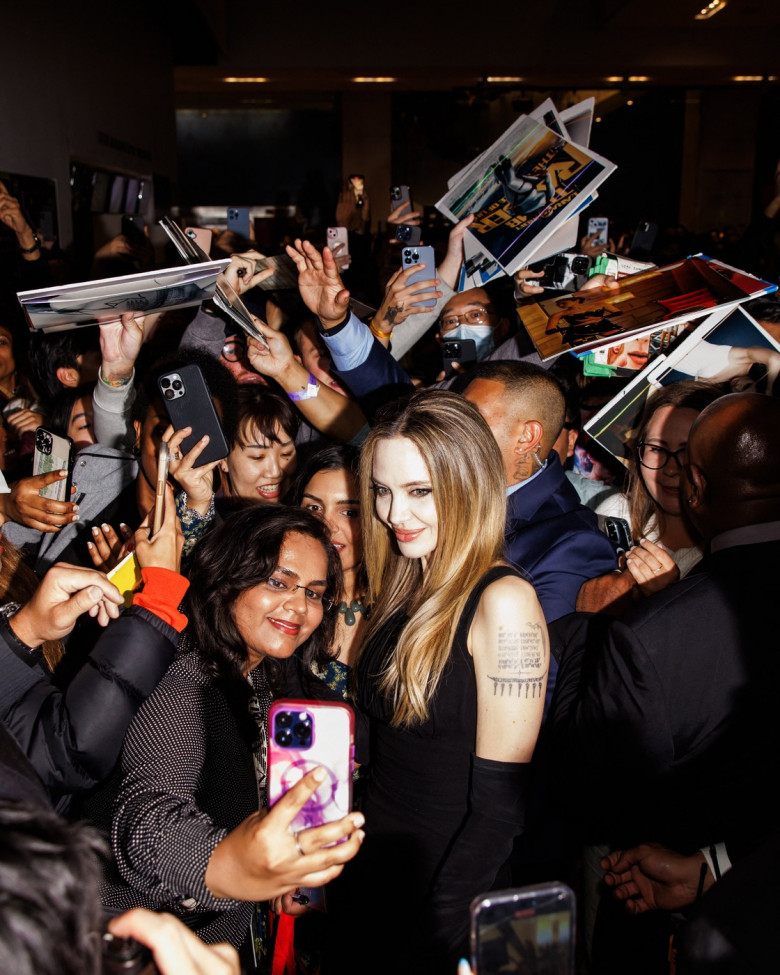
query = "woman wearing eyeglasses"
(99, 506, 364, 967)
(578, 381, 724, 614)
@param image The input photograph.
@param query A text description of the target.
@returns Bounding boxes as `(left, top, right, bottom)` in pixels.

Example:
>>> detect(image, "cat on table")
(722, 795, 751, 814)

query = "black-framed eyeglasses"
(637, 442, 688, 470)
(439, 307, 496, 332)
(263, 574, 334, 612)
(222, 338, 247, 362)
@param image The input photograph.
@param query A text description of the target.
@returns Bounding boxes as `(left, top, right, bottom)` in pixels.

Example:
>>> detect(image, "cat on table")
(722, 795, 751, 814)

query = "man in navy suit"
(548, 391, 780, 974)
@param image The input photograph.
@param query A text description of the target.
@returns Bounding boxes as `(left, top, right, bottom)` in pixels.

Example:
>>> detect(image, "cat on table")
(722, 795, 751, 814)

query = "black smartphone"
(441, 338, 478, 379)
(32, 427, 74, 502)
(471, 883, 576, 975)
(157, 365, 229, 467)
(630, 220, 658, 259)
(390, 184, 412, 217)
(394, 224, 422, 246)
(121, 214, 146, 247)
(602, 516, 633, 557)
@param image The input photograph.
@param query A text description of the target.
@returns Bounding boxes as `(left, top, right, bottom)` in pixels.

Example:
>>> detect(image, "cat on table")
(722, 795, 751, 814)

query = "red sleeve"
(132, 567, 190, 633)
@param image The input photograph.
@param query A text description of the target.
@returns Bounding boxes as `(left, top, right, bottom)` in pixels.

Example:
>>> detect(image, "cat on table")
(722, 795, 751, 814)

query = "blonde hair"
(359, 390, 507, 727)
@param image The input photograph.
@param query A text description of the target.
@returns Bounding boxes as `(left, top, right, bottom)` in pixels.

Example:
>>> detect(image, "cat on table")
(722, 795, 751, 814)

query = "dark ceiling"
(170, 0, 780, 107)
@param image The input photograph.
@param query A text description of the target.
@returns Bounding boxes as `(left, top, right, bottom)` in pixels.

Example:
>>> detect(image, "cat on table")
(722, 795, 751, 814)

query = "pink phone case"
(267, 700, 354, 832)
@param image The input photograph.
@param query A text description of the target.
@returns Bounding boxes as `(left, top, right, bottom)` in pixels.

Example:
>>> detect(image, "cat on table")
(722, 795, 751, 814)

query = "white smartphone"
(587, 217, 609, 247)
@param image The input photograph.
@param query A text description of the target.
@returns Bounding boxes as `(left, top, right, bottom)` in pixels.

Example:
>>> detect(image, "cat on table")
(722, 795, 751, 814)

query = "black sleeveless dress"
(325, 566, 521, 975)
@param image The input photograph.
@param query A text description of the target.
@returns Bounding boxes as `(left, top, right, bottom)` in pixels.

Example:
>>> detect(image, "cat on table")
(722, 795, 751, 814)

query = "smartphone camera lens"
(164, 388, 174, 400)
(160, 378, 170, 388)
(276, 730, 292, 747)
(172, 380, 183, 391)
(293, 722, 310, 739)
(276, 712, 292, 729)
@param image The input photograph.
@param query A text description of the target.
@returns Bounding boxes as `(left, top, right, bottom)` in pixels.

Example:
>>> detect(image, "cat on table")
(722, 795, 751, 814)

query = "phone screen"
(472, 884, 576, 975)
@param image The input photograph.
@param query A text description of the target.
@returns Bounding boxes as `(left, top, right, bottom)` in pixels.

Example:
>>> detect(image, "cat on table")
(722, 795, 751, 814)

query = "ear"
(133, 419, 142, 452)
(434, 332, 442, 346)
(514, 419, 544, 457)
(293, 354, 302, 365)
(685, 463, 707, 510)
(56, 365, 80, 388)
(566, 427, 578, 459)
(219, 459, 230, 473)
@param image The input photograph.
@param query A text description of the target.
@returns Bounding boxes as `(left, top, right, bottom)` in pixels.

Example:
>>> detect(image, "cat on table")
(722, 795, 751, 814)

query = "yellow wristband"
(369, 318, 392, 341)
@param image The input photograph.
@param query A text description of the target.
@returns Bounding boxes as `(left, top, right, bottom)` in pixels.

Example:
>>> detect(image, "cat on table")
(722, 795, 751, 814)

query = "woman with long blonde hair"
(328, 389, 549, 974)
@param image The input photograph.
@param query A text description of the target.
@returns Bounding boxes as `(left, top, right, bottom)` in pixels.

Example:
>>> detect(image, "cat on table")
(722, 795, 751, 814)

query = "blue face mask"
(444, 323, 496, 360)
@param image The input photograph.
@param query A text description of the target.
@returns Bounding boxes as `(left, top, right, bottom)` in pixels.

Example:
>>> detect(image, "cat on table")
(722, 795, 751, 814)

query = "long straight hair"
(359, 390, 507, 727)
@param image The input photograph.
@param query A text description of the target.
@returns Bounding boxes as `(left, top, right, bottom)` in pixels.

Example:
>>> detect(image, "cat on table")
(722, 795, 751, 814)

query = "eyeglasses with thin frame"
(263, 574, 333, 612)
(637, 442, 688, 471)
(222, 339, 247, 362)
(439, 307, 496, 332)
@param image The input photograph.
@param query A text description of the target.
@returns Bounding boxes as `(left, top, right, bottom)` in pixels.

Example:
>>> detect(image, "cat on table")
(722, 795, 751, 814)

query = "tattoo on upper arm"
(487, 623, 547, 699)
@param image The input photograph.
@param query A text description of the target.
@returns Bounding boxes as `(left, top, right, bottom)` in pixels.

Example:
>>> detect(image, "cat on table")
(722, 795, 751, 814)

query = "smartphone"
(401, 245, 438, 309)
(227, 206, 250, 238)
(267, 700, 354, 832)
(470, 883, 576, 975)
(587, 216, 609, 247)
(121, 213, 146, 247)
(184, 226, 213, 257)
(390, 184, 412, 218)
(442, 338, 478, 379)
(348, 175, 365, 208)
(630, 220, 658, 258)
(602, 515, 633, 557)
(157, 365, 229, 467)
(394, 223, 422, 246)
(32, 427, 73, 502)
(326, 227, 350, 269)
(152, 442, 169, 536)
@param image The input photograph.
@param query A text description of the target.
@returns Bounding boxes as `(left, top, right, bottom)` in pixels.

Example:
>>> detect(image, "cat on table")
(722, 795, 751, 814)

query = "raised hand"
(285, 239, 351, 328)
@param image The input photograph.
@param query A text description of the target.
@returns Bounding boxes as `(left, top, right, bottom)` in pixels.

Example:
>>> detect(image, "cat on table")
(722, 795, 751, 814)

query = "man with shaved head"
(548, 391, 780, 974)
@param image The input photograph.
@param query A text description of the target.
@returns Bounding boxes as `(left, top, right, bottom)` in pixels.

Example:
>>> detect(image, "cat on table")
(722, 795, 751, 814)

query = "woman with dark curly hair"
(100, 505, 364, 968)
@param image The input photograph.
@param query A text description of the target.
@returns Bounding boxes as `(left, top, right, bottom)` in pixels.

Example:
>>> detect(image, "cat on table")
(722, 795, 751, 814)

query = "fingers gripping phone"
(471, 883, 576, 975)
(33, 427, 74, 501)
(157, 365, 229, 468)
(401, 245, 438, 309)
(267, 700, 354, 832)
(441, 338, 478, 379)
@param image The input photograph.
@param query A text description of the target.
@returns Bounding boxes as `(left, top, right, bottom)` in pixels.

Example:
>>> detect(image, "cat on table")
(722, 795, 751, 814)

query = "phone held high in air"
(390, 184, 412, 218)
(471, 883, 576, 975)
(157, 364, 229, 468)
(32, 427, 74, 502)
(326, 227, 350, 269)
(401, 245, 438, 309)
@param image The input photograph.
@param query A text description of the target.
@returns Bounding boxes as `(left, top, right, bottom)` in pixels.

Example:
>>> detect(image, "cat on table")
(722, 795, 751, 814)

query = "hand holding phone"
(401, 245, 438, 309)
(158, 365, 229, 467)
(33, 428, 74, 502)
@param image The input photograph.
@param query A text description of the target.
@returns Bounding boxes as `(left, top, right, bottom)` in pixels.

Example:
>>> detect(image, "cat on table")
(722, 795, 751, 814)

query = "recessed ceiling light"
(604, 76, 624, 83)
(222, 77, 268, 83)
(486, 76, 524, 83)
(628, 76, 651, 82)
(351, 77, 396, 83)
(695, 0, 727, 20)
(732, 75, 763, 82)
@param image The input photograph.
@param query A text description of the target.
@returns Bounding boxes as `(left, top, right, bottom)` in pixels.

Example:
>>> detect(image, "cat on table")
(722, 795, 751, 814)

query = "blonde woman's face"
(371, 436, 438, 568)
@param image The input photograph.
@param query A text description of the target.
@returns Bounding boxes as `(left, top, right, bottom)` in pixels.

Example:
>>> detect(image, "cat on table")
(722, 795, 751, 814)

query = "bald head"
(684, 392, 780, 538)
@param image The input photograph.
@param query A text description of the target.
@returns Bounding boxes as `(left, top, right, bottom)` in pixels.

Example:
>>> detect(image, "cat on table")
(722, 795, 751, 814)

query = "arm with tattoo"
(470, 573, 549, 762)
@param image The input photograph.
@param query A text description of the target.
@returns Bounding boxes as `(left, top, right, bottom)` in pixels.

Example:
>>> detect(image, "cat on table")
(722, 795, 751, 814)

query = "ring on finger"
(293, 831, 305, 857)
